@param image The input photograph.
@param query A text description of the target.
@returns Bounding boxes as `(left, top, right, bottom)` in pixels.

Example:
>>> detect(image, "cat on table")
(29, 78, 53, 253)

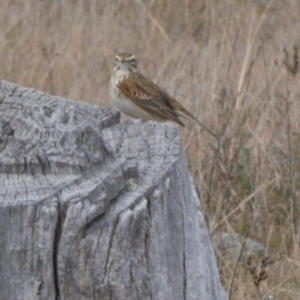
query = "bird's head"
(114, 53, 137, 74)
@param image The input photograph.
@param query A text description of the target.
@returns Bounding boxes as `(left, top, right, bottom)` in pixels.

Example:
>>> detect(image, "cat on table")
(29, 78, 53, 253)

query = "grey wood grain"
(0, 81, 226, 300)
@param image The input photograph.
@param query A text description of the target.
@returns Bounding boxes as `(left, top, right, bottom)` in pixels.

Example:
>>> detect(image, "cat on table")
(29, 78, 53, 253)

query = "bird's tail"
(175, 109, 219, 139)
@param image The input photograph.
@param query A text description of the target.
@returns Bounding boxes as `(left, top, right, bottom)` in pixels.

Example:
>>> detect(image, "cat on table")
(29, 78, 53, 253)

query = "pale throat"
(113, 65, 137, 76)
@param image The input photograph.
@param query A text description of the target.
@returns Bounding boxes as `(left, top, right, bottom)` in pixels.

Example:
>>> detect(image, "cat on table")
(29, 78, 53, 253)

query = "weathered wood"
(0, 80, 226, 300)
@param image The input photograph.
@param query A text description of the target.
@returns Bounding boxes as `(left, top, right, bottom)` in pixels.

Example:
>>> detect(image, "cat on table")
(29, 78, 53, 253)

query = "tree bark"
(0, 80, 226, 300)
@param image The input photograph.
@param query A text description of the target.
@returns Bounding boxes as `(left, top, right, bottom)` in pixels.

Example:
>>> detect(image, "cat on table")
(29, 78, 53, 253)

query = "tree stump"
(0, 80, 226, 300)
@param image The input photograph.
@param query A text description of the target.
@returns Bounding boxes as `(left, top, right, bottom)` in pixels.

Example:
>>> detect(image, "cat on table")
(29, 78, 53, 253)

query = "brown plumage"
(109, 53, 218, 138)
(117, 72, 185, 126)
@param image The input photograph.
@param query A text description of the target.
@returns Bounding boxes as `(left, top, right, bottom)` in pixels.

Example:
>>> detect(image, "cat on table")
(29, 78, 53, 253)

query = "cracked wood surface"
(0, 80, 226, 300)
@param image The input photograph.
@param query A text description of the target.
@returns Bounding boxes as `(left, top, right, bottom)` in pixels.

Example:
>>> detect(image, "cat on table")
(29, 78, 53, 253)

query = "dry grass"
(1, 0, 300, 298)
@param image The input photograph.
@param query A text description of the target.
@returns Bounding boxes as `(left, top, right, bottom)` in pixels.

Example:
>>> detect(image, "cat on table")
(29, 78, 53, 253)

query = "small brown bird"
(109, 52, 217, 138)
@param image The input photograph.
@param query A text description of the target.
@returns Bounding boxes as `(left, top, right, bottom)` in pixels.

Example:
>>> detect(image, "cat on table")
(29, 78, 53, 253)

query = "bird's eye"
(130, 59, 135, 65)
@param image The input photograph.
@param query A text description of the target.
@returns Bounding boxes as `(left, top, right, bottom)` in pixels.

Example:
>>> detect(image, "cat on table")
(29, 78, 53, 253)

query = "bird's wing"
(140, 75, 219, 139)
(118, 73, 184, 126)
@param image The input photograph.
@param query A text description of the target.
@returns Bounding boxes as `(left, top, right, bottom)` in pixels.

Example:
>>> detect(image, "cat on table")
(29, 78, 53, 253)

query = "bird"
(109, 52, 218, 139)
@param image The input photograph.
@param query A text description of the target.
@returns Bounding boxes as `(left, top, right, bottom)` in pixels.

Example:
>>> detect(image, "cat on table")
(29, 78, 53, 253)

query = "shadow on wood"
(0, 80, 226, 300)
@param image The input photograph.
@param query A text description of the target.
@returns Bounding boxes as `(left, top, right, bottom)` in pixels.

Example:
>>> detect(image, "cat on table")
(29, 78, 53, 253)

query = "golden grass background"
(1, 0, 300, 298)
